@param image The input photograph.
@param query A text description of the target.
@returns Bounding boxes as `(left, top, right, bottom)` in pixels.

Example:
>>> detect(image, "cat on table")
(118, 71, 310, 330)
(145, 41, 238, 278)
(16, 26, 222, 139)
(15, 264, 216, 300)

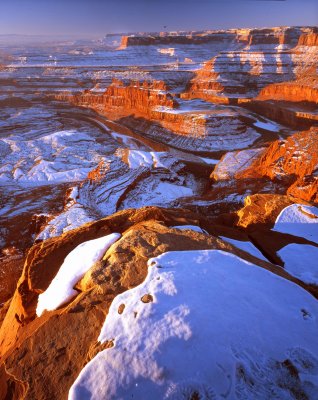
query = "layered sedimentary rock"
(58, 79, 265, 153)
(298, 31, 318, 47)
(63, 79, 178, 114)
(236, 193, 293, 228)
(183, 27, 318, 132)
(256, 81, 318, 104)
(214, 128, 318, 204)
(184, 27, 314, 101)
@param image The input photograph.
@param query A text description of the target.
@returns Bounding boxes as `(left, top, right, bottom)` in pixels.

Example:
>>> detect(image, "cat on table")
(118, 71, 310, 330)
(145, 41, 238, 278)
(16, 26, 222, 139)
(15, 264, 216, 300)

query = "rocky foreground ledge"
(1, 197, 318, 399)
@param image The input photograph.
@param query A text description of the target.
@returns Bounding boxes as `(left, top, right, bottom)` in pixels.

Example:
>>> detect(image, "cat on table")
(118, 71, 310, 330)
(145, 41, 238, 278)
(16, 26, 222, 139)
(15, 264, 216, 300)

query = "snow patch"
(69, 250, 318, 400)
(273, 204, 318, 243)
(127, 150, 167, 169)
(253, 120, 281, 132)
(36, 233, 121, 316)
(278, 244, 318, 285)
(199, 156, 219, 165)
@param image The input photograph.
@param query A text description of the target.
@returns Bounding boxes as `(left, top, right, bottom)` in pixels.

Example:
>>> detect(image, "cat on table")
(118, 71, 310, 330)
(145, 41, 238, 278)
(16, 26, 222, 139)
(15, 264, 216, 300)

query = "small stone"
(141, 294, 153, 303)
(118, 304, 125, 314)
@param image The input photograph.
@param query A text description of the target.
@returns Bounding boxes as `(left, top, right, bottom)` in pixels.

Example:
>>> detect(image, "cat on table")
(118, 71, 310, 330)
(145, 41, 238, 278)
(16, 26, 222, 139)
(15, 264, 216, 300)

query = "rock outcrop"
(60, 79, 178, 116)
(256, 81, 318, 104)
(236, 194, 293, 228)
(57, 79, 262, 153)
(183, 27, 316, 103)
(1, 205, 318, 399)
(2, 204, 318, 399)
(213, 128, 318, 204)
(298, 31, 318, 47)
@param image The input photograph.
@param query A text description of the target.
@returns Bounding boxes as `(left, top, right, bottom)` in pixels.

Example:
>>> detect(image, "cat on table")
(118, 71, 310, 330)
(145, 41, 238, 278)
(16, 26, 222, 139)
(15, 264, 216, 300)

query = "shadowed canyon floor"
(0, 26, 318, 399)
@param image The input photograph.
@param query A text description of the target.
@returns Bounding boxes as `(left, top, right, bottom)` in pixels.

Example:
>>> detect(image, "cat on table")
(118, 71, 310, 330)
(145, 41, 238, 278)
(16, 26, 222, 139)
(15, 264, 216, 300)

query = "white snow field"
(127, 150, 167, 169)
(253, 120, 281, 132)
(273, 204, 318, 243)
(278, 244, 318, 285)
(273, 204, 318, 284)
(69, 250, 318, 400)
(36, 233, 121, 316)
(0, 130, 109, 184)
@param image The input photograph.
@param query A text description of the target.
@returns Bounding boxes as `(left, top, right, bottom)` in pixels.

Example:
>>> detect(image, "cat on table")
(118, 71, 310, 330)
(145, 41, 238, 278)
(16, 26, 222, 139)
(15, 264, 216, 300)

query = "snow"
(278, 244, 318, 285)
(146, 182, 193, 203)
(121, 181, 194, 209)
(273, 205, 318, 284)
(69, 250, 318, 400)
(36, 204, 96, 241)
(220, 236, 268, 261)
(36, 233, 121, 316)
(127, 150, 154, 168)
(253, 120, 281, 132)
(273, 204, 318, 243)
(0, 129, 115, 185)
(127, 150, 167, 169)
(172, 225, 206, 234)
(199, 156, 219, 165)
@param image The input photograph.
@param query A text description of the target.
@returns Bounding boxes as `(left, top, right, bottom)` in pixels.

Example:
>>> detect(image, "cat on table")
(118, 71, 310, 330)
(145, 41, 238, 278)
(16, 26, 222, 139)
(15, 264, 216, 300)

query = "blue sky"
(0, 0, 317, 36)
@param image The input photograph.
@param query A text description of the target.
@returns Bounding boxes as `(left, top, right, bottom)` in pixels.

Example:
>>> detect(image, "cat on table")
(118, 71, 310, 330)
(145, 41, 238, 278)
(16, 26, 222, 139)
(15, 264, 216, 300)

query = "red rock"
(256, 82, 318, 104)
(237, 128, 318, 203)
(298, 32, 318, 47)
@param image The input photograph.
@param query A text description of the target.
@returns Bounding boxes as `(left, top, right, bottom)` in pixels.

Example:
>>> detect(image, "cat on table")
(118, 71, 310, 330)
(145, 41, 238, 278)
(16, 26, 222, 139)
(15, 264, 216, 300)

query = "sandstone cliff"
(238, 128, 318, 203)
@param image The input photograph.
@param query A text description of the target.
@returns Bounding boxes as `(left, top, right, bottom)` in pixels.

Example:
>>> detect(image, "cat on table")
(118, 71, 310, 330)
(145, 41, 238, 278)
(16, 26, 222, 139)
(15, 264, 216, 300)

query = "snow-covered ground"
(69, 250, 318, 399)
(0, 129, 116, 184)
(120, 180, 194, 210)
(253, 119, 281, 132)
(37, 233, 121, 316)
(127, 150, 168, 169)
(278, 244, 318, 285)
(273, 204, 318, 285)
(273, 204, 318, 243)
(0, 104, 201, 244)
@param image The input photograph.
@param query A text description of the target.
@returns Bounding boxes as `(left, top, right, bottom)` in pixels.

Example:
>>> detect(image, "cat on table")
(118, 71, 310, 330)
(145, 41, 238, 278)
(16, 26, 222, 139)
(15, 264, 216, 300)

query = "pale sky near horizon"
(0, 0, 317, 37)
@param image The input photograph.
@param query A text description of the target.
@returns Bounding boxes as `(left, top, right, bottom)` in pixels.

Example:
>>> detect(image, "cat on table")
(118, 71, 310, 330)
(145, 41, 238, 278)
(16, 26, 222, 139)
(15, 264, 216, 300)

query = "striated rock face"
(58, 79, 263, 153)
(61, 79, 178, 115)
(183, 27, 316, 102)
(241, 128, 318, 179)
(208, 128, 318, 213)
(237, 128, 318, 203)
(119, 31, 238, 48)
(298, 31, 318, 47)
(240, 99, 318, 129)
(256, 81, 318, 104)
(288, 174, 318, 203)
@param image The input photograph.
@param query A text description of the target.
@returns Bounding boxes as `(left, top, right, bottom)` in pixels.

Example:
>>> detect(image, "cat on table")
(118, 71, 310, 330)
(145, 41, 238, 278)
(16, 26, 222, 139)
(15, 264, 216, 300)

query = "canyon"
(0, 26, 318, 399)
